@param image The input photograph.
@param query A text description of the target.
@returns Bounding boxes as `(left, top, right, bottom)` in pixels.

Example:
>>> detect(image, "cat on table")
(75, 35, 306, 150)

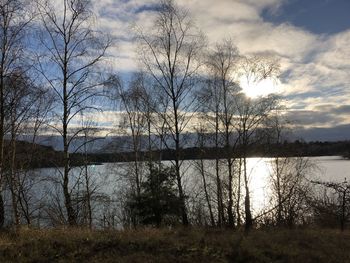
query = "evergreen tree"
(128, 165, 182, 227)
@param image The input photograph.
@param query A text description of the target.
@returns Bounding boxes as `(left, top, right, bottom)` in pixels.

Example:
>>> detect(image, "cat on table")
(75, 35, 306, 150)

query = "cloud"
(92, 0, 321, 73)
(88, 0, 350, 138)
(332, 105, 350, 114)
(317, 30, 350, 71)
(281, 30, 350, 114)
(293, 124, 350, 142)
(285, 109, 347, 128)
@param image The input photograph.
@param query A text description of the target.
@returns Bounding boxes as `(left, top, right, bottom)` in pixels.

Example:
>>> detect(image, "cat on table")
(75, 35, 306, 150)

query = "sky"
(89, 0, 350, 141)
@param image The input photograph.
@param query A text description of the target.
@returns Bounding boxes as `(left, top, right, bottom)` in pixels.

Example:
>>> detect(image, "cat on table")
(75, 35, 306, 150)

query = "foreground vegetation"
(0, 227, 349, 262)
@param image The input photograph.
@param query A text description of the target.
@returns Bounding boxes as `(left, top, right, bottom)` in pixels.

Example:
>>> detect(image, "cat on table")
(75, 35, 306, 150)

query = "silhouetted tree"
(312, 179, 350, 231)
(137, 0, 205, 226)
(0, 0, 33, 228)
(205, 39, 240, 228)
(234, 53, 280, 231)
(193, 124, 215, 226)
(127, 165, 182, 227)
(4, 72, 48, 226)
(36, 0, 111, 225)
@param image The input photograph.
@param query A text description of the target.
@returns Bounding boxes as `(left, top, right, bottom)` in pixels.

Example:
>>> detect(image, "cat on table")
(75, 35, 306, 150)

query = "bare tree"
(137, 0, 205, 226)
(193, 123, 215, 226)
(205, 39, 241, 228)
(112, 73, 150, 226)
(3, 72, 48, 226)
(75, 116, 102, 229)
(197, 79, 226, 226)
(0, 0, 33, 228)
(235, 55, 280, 231)
(312, 179, 350, 231)
(15, 82, 53, 226)
(36, 0, 111, 225)
(267, 156, 312, 227)
(119, 75, 148, 201)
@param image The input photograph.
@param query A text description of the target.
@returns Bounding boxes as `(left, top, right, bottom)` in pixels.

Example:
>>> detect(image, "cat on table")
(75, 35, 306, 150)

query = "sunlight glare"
(239, 76, 281, 98)
(245, 158, 271, 213)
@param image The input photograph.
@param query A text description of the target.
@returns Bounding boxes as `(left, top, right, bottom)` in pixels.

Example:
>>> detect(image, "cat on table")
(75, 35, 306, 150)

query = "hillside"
(4, 140, 88, 169)
(8, 139, 350, 169)
(85, 140, 350, 163)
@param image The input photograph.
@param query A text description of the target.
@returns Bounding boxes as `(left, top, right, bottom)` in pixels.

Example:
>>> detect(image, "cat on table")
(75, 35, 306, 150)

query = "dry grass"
(0, 227, 349, 262)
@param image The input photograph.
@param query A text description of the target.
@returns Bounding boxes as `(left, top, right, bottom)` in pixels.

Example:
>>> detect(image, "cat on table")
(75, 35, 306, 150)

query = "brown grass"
(0, 227, 349, 262)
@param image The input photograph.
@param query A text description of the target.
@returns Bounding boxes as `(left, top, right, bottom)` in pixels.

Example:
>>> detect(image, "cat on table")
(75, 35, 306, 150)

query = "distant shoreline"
(83, 140, 350, 164)
(14, 140, 350, 168)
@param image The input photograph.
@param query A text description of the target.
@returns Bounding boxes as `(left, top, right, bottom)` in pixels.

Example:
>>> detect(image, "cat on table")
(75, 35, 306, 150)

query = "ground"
(0, 227, 349, 262)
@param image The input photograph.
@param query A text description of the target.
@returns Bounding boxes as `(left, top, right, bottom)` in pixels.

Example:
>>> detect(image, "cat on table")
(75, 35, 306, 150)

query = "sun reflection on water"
(245, 158, 272, 214)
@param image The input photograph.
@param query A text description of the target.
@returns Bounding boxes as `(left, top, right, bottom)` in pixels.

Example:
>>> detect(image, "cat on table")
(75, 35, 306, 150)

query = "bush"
(127, 165, 182, 227)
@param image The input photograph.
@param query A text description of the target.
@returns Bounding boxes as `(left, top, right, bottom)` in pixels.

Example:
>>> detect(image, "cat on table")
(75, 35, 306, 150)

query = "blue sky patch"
(262, 0, 350, 35)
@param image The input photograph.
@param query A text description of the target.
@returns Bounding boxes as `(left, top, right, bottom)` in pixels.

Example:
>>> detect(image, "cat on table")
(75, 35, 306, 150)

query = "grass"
(0, 227, 349, 262)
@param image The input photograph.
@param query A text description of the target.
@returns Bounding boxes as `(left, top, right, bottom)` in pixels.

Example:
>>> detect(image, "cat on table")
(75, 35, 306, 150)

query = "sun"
(239, 75, 281, 98)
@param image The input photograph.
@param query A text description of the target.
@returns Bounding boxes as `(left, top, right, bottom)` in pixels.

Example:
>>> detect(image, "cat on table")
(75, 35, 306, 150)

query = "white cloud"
(318, 30, 350, 70)
(89, 0, 350, 130)
(281, 29, 350, 115)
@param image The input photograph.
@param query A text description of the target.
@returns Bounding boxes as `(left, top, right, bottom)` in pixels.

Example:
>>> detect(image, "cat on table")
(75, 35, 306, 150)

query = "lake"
(8, 156, 349, 227)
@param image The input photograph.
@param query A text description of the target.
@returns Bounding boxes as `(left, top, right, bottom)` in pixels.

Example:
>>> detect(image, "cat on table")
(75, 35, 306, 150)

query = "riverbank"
(0, 227, 349, 262)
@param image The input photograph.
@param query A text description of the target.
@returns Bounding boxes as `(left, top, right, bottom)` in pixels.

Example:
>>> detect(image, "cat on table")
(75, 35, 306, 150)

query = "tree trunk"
(243, 155, 253, 231)
(84, 151, 92, 229)
(215, 114, 225, 226)
(236, 158, 242, 227)
(276, 157, 283, 226)
(223, 81, 235, 228)
(227, 158, 235, 228)
(0, 60, 5, 228)
(10, 124, 20, 226)
(174, 104, 188, 226)
(216, 158, 225, 226)
(63, 153, 76, 225)
(199, 157, 215, 227)
(341, 190, 346, 231)
(63, 76, 76, 226)
(0, 194, 4, 227)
